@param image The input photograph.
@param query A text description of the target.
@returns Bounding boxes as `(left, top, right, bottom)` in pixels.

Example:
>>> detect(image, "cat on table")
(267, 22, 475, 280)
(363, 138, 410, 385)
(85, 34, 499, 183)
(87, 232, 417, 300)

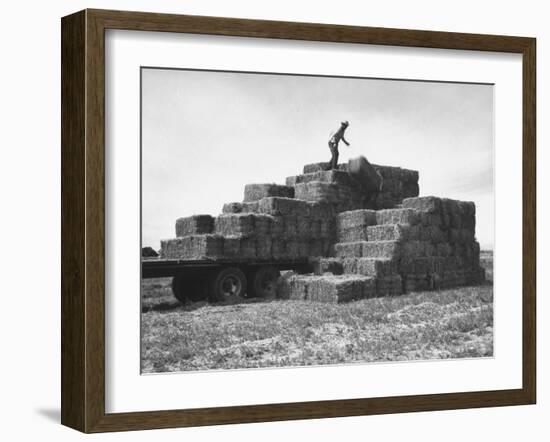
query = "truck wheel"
(248, 266, 280, 299)
(209, 267, 247, 302)
(171, 274, 208, 304)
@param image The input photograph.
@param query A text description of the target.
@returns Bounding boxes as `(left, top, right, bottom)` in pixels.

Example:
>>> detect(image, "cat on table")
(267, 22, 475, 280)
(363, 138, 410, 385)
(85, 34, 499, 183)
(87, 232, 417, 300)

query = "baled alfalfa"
(320, 219, 336, 240)
(251, 214, 273, 236)
(402, 274, 431, 293)
(402, 196, 443, 214)
(355, 258, 396, 278)
(303, 162, 330, 174)
(271, 239, 287, 259)
(294, 182, 340, 203)
(309, 239, 325, 257)
(243, 183, 294, 202)
(277, 274, 312, 301)
(270, 216, 285, 238)
(222, 235, 241, 258)
(162, 234, 224, 260)
(296, 216, 312, 239)
(376, 274, 403, 297)
(222, 202, 243, 214)
(312, 257, 344, 275)
(337, 226, 368, 243)
(283, 216, 298, 238)
(303, 162, 348, 174)
(175, 215, 214, 237)
(256, 236, 273, 260)
(298, 240, 311, 258)
(258, 197, 310, 218)
(321, 240, 335, 257)
(335, 241, 365, 258)
(436, 242, 453, 257)
(285, 175, 299, 187)
(425, 225, 446, 243)
(241, 201, 260, 213)
(367, 224, 416, 242)
(215, 213, 256, 237)
(307, 274, 369, 303)
(362, 240, 402, 260)
(160, 237, 188, 259)
(401, 240, 426, 259)
(341, 257, 357, 274)
(337, 209, 377, 231)
(308, 201, 334, 221)
(375, 208, 420, 226)
(239, 237, 257, 259)
(275, 271, 294, 299)
(291, 170, 354, 187)
(309, 219, 322, 238)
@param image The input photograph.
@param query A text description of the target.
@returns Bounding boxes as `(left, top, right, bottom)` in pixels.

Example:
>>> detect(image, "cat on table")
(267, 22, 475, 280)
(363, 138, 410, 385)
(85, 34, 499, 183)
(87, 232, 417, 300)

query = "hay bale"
(352, 258, 396, 277)
(436, 242, 452, 257)
(277, 274, 314, 300)
(241, 201, 260, 213)
(308, 274, 371, 303)
(222, 202, 243, 214)
(308, 201, 334, 220)
(310, 219, 322, 238)
(272, 240, 287, 259)
(294, 182, 340, 203)
(376, 275, 403, 296)
(402, 240, 426, 259)
(161, 234, 223, 260)
(312, 258, 344, 275)
(342, 257, 357, 274)
(367, 224, 421, 242)
(335, 241, 365, 258)
(284, 216, 298, 238)
(303, 162, 348, 174)
(256, 236, 273, 260)
(362, 240, 402, 259)
(239, 237, 256, 259)
(259, 197, 310, 217)
(337, 210, 377, 230)
(175, 215, 214, 237)
(376, 208, 420, 226)
(402, 196, 443, 213)
(296, 216, 312, 239)
(252, 214, 273, 236)
(337, 227, 368, 243)
(270, 216, 285, 238)
(215, 214, 256, 237)
(244, 183, 294, 202)
(320, 220, 336, 240)
(221, 236, 240, 258)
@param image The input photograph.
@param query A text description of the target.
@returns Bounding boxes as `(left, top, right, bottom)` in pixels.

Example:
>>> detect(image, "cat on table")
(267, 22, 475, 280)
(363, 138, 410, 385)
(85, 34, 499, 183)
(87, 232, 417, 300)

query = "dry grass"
(141, 278, 493, 373)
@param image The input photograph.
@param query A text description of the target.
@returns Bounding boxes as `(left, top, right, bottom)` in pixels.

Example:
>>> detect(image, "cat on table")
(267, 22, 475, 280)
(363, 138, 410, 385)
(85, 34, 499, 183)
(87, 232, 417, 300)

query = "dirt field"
(141, 272, 494, 373)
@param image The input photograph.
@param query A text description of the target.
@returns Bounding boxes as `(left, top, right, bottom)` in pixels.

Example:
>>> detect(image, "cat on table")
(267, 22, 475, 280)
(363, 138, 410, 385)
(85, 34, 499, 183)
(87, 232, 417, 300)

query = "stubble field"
(141, 252, 493, 373)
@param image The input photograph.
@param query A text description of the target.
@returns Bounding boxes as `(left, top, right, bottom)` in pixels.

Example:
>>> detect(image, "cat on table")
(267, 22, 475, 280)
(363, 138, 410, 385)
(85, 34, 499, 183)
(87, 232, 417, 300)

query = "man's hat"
(341, 120, 349, 126)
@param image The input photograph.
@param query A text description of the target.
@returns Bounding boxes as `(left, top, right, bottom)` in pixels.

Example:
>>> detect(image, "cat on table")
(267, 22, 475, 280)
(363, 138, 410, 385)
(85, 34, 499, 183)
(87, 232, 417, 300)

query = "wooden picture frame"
(61, 8, 536, 433)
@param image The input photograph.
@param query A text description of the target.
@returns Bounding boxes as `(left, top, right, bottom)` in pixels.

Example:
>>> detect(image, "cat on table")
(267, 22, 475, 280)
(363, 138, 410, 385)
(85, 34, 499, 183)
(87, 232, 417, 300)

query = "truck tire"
(248, 266, 280, 299)
(171, 274, 208, 304)
(209, 267, 247, 302)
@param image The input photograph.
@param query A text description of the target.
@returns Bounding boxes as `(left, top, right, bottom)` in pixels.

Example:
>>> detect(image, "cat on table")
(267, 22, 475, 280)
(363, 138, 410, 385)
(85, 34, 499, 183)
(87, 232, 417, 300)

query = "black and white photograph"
(140, 67, 494, 374)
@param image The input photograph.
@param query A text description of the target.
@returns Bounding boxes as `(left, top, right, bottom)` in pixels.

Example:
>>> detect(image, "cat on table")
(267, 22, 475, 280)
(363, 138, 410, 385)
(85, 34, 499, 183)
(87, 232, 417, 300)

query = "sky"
(141, 68, 494, 250)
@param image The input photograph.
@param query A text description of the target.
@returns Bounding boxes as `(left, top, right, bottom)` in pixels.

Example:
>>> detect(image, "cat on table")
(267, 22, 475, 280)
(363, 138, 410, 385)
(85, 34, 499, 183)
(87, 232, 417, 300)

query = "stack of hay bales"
(325, 196, 484, 295)
(160, 161, 483, 302)
(298, 162, 419, 210)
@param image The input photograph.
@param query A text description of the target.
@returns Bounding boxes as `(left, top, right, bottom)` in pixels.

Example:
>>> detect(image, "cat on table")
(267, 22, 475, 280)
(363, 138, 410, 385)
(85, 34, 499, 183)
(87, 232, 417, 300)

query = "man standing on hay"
(327, 120, 351, 170)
